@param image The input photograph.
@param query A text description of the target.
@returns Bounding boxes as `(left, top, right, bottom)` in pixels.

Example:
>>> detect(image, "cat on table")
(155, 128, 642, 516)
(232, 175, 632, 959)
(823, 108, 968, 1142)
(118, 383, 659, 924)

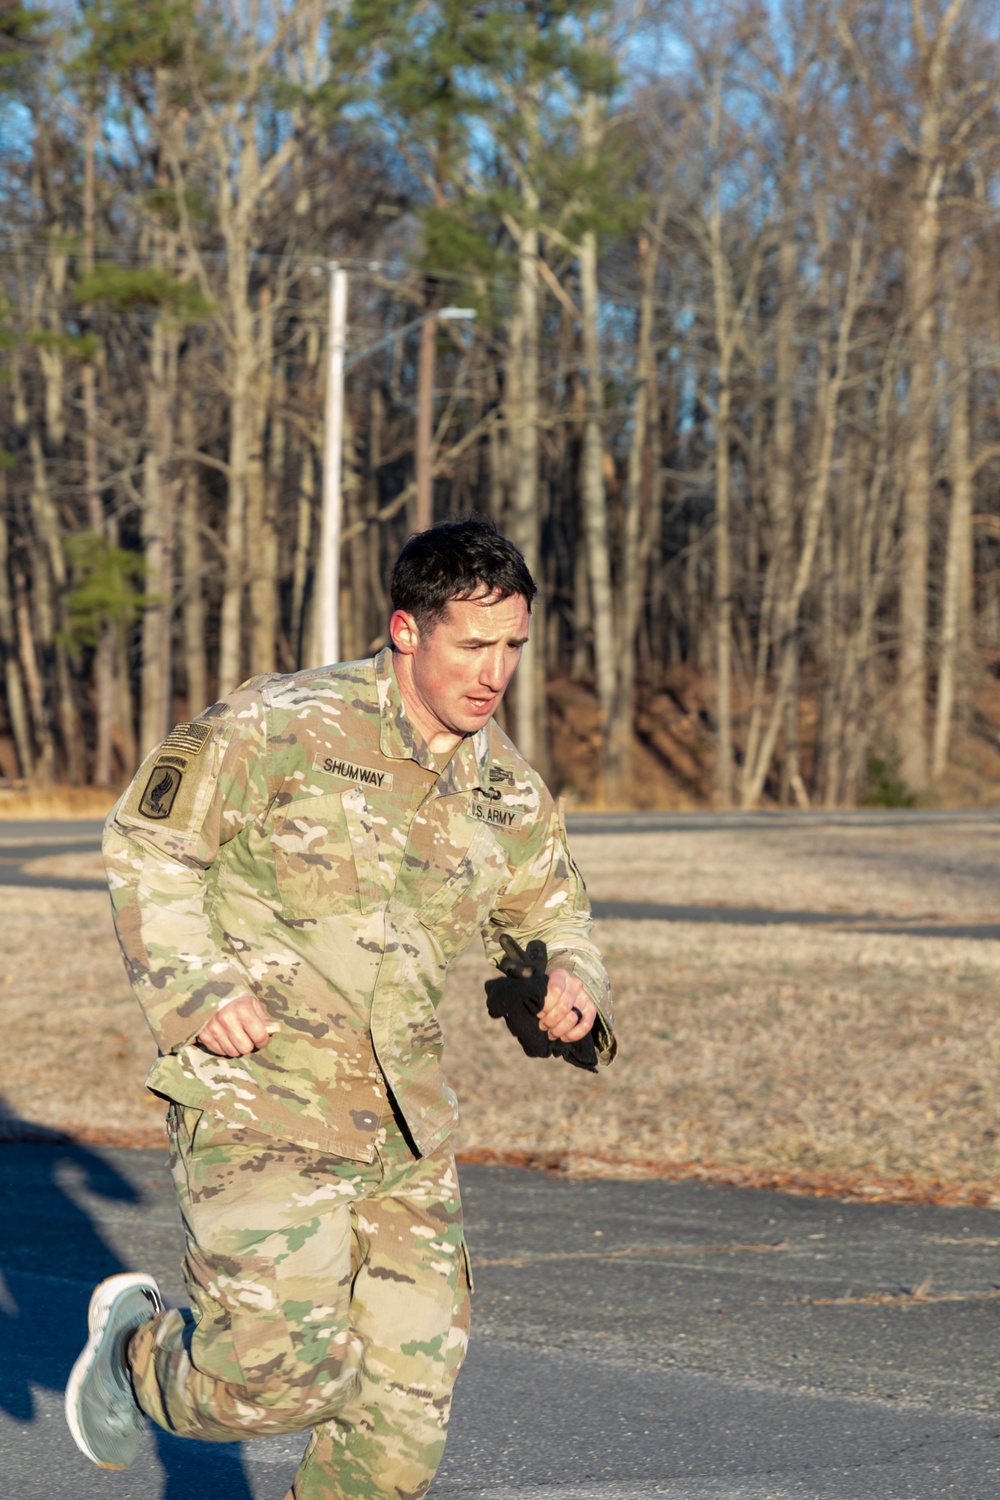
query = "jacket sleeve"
(483, 798, 616, 1066)
(102, 688, 270, 1055)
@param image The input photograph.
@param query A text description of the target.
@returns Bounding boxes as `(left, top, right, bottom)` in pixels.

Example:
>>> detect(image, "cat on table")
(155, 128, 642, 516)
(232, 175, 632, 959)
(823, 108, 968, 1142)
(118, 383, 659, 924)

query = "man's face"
(390, 589, 531, 748)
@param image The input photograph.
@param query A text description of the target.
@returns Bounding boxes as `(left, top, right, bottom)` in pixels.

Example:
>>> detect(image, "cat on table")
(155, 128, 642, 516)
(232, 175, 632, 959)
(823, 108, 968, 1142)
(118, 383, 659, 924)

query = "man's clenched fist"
(197, 995, 278, 1057)
(485, 935, 598, 1072)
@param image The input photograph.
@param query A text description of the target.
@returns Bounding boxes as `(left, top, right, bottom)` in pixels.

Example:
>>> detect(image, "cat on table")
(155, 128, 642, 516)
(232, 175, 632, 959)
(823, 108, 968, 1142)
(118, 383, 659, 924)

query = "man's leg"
(285, 1123, 471, 1500)
(86, 1102, 471, 1497)
(128, 1105, 370, 1441)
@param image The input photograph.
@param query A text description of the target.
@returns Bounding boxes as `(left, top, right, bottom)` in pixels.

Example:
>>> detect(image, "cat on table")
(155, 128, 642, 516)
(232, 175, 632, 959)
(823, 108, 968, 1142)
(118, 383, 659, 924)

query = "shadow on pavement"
(0, 1100, 255, 1499)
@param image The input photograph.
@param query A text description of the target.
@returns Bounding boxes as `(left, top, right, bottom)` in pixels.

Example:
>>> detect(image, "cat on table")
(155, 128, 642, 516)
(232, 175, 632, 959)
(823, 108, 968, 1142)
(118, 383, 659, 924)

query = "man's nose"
(480, 650, 506, 689)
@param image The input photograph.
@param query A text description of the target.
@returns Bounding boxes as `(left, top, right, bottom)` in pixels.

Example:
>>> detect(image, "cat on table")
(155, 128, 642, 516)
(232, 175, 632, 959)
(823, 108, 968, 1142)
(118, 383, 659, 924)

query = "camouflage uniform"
(104, 647, 614, 1499)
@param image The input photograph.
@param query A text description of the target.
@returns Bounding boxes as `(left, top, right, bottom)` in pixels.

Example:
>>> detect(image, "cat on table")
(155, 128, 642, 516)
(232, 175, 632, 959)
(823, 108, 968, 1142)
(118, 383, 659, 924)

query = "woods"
(3, 0, 1000, 807)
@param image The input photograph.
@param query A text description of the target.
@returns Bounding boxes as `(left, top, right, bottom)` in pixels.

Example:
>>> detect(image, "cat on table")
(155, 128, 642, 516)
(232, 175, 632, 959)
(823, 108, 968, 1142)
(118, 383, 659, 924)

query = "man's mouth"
(467, 696, 495, 714)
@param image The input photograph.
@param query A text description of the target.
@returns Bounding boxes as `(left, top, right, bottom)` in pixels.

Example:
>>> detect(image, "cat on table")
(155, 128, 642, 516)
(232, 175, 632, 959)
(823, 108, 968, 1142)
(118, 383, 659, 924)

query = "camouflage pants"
(127, 1104, 472, 1500)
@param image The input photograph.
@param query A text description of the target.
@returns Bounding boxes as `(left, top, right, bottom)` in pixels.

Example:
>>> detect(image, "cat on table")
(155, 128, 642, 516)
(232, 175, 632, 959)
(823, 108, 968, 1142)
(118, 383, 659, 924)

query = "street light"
(315, 262, 476, 666)
(342, 306, 475, 371)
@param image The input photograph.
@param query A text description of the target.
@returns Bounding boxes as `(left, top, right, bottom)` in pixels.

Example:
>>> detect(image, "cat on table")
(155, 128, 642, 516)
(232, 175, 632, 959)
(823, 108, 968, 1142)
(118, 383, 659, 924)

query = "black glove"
(485, 934, 599, 1073)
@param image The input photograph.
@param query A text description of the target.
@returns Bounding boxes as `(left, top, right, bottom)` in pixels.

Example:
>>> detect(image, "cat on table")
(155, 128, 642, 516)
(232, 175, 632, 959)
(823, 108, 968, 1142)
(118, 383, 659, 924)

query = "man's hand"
(197, 995, 277, 1057)
(485, 937, 598, 1071)
(538, 968, 597, 1045)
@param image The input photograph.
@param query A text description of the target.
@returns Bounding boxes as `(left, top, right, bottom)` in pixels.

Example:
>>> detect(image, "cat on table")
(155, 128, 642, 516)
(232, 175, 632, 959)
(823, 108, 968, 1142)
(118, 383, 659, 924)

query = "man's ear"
(389, 609, 420, 655)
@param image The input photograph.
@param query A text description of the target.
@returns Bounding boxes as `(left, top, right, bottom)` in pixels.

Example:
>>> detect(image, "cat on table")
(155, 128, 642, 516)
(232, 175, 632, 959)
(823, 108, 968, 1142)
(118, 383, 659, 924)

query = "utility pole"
(317, 261, 347, 666)
(415, 282, 440, 531)
(312, 282, 472, 667)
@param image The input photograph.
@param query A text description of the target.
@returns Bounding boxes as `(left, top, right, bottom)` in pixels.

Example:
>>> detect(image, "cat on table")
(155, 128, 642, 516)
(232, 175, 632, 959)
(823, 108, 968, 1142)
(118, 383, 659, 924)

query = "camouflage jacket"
(104, 649, 614, 1161)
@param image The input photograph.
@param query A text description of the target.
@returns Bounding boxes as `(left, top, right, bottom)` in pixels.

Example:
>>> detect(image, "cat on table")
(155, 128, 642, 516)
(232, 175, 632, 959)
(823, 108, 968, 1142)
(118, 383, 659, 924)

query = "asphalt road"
(2, 1143, 1000, 1499)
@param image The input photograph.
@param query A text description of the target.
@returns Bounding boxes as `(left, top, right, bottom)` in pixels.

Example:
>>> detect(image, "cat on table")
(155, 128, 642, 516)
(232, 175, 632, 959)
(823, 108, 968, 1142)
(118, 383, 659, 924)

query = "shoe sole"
(65, 1272, 164, 1469)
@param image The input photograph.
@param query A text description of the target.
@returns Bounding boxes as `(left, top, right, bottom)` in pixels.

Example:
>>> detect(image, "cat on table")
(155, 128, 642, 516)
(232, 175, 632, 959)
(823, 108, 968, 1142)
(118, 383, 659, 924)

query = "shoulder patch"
(161, 720, 214, 757)
(118, 720, 224, 836)
(139, 764, 183, 820)
(196, 699, 231, 720)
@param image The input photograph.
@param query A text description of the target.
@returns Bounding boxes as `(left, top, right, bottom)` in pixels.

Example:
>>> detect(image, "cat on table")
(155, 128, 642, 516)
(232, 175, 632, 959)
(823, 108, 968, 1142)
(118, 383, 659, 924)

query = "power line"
(0, 237, 657, 312)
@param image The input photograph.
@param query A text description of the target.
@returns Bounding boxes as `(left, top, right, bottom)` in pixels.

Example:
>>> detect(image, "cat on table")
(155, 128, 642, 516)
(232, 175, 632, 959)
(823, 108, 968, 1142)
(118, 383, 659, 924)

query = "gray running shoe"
(65, 1272, 164, 1469)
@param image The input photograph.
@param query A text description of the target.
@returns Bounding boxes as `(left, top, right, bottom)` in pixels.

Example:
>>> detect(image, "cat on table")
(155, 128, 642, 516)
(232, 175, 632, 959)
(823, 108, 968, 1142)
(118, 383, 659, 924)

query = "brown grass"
(4, 826, 1000, 1203)
(0, 785, 119, 820)
(439, 922, 1000, 1204)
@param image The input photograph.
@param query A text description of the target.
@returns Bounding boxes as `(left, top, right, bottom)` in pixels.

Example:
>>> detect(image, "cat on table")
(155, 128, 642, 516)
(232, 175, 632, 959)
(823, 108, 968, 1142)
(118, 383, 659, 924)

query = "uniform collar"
(374, 647, 492, 794)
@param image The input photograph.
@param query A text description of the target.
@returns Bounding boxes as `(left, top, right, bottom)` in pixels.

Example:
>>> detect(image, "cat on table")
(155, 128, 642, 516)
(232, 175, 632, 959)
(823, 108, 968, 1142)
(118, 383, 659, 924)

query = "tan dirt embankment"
(3, 821, 1000, 1203)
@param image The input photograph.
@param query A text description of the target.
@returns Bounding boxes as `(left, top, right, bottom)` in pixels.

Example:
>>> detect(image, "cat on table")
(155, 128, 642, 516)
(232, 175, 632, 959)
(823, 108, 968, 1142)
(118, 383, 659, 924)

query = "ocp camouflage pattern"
(129, 1104, 471, 1500)
(104, 648, 615, 1160)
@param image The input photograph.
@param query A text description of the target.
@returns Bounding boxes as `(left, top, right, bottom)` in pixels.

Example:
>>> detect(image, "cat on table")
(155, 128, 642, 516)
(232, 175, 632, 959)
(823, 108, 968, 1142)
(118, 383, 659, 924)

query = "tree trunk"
(578, 226, 616, 795)
(14, 566, 55, 783)
(415, 282, 440, 532)
(507, 209, 548, 772)
(707, 69, 735, 807)
(932, 293, 972, 780)
(113, 623, 137, 776)
(139, 318, 178, 755)
(817, 511, 839, 806)
(0, 482, 34, 777)
(348, 413, 369, 661)
(338, 406, 360, 661)
(487, 400, 505, 526)
(780, 650, 808, 808)
(81, 108, 116, 785)
(54, 643, 82, 785)
(365, 384, 388, 651)
(25, 201, 82, 784)
(843, 345, 904, 805)
(179, 390, 208, 715)
(741, 222, 797, 802)
(713, 377, 734, 808)
(218, 238, 253, 695)
(898, 188, 938, 793)
(248, 288, 277, 675)
(27, 430, 61, 651)
(293, 447, 315, 667)
(607, 210, 664, 800)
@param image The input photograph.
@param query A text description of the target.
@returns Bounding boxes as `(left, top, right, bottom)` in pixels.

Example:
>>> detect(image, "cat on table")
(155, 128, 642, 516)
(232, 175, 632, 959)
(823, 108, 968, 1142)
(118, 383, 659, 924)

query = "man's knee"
(184, 1235, 361, 1410)
(247, 1359, 362, 1431)
(130, 1304, 363, 1442)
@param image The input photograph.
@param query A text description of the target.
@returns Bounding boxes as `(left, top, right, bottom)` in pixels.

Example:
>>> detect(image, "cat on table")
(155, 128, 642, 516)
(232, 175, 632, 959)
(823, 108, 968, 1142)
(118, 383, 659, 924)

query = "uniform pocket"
(184, 1239, 300, 1393)
(271, 791, 361, 917)
(415, 825, 509, 961)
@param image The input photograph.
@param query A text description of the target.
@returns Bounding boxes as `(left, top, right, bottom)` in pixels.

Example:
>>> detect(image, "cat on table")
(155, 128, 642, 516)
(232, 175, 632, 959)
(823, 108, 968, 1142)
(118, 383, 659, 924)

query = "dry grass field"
(2, 819, 1000, 1204)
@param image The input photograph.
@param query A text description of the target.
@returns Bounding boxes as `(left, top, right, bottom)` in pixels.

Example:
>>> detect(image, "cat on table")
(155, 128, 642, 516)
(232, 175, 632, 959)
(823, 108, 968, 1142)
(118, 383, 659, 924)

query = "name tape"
(470, 797, 519, 830)
(314, 754, 394, 790)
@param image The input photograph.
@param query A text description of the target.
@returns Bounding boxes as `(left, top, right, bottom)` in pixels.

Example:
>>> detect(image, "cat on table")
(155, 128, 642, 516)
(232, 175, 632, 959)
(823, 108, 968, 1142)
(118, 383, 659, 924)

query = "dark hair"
(390, 517, 536, 632)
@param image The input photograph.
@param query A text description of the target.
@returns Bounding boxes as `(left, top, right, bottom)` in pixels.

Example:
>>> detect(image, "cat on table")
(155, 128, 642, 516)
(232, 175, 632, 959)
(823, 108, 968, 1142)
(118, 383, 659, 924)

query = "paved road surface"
(2, 1144, 1000, 1498)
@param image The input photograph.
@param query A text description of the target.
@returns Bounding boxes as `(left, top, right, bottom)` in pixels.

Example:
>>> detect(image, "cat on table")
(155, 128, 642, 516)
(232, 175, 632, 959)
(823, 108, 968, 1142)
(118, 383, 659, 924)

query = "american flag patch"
(161, 720, 214, 758)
